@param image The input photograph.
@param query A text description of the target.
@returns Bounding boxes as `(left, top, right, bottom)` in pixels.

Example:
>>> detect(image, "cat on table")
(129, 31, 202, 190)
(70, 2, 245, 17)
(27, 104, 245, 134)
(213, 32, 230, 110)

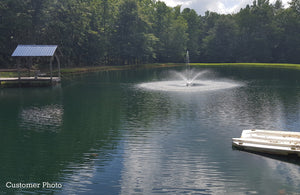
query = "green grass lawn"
(59, 63, 183, 75)
(0, 72, 19, 78)
(189, 63, 300, 69)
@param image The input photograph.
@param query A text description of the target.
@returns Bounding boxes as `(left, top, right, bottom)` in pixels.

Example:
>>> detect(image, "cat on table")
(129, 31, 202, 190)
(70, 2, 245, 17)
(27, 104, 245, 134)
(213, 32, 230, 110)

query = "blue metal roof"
(12, 45, 58, 57)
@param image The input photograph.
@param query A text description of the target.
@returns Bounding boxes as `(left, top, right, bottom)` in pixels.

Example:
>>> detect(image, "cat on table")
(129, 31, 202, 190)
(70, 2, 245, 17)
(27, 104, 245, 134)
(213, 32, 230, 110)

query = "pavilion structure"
(0, 45, 61, 87)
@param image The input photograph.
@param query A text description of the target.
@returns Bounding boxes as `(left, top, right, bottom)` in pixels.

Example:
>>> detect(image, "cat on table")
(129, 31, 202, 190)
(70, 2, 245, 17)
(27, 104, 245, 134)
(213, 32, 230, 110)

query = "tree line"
(0, 0, 299, 67)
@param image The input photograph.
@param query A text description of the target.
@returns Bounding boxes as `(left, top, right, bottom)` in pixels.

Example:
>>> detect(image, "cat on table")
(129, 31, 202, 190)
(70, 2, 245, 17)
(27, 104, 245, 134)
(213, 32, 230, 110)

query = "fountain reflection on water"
(20, 104, 63, 132)
(138, 50, 242, 92)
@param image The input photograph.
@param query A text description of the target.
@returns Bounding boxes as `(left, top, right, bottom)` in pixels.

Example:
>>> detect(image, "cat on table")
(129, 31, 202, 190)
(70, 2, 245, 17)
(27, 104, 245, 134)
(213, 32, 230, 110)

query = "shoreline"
(60, 63, 183, 75)
(190, 63, 300, 69)
(1, 63, 300, 78)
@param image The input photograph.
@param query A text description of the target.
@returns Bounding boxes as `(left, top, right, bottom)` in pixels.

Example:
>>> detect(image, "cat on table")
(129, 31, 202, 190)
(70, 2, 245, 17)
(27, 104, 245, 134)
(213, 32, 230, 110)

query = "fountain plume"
(138, 50, 242, 92)
(185, 50, 192, 86)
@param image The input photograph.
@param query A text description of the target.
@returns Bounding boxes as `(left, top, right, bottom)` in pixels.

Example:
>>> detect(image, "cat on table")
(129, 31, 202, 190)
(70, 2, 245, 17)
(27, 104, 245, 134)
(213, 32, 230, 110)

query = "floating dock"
(232, 129, 300, 157)
(0, 77, 60, 87)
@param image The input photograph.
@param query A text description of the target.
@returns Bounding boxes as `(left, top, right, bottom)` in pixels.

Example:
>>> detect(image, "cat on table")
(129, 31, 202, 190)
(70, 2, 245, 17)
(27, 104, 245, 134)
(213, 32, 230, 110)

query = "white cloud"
(161, 0, 193, 7)
(159, 0, 291, 15)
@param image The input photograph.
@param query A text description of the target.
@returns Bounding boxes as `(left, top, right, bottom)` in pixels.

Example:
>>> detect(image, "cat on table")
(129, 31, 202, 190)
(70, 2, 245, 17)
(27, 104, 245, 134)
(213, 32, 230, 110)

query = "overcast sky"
(159, 0, 291, 15)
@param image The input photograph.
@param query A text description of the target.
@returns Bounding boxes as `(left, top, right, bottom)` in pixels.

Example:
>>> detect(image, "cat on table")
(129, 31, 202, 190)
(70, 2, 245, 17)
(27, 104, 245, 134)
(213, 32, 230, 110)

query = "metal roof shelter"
(12, 45, 61, 81)
(12, 45, 58, 57)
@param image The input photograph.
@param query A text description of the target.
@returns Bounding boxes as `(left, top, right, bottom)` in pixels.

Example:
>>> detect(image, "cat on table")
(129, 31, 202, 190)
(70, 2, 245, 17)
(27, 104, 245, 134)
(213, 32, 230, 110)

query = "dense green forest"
(0, 0, 300, 67)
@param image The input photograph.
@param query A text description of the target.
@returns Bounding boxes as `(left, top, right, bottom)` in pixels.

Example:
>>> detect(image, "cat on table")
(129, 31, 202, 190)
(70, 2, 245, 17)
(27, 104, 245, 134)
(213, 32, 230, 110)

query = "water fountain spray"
(138, 50, 242, 92)
(186, 50, 192, 86)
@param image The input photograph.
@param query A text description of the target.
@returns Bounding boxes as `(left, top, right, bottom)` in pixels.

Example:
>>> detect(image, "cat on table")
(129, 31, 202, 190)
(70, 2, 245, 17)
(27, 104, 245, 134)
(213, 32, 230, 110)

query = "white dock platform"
(232, 129, 300, 156)
(0, 77, 60, 81)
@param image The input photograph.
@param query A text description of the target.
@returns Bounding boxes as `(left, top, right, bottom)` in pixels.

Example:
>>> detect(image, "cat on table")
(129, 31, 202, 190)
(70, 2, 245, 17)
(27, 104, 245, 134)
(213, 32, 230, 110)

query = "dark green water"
(1, 66, 300, 194)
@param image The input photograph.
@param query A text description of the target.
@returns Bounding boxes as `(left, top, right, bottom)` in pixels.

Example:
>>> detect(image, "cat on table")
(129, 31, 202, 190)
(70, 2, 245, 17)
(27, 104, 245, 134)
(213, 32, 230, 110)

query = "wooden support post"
(55, 53, 61, 78)
(50, 55, 54, 82)
(28, 57, 33, 77)
(17, 58, 21, 80)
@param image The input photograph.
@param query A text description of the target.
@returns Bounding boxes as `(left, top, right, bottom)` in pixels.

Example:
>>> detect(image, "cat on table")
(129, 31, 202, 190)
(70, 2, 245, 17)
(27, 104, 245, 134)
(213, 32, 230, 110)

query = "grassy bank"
(57, 62, 300, 76)
(59, 63, 182, 75)
(190, 63, 300, 69)
(1, 63, 300, 78)
(0, 72, 18, 77)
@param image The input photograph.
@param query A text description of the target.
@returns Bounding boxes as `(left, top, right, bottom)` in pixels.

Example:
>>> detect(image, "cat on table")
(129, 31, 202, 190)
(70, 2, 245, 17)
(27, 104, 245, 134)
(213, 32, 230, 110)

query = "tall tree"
(46, 0, 91, 66)
(152, 4, 188, 62)
(235, 0, 276, 62)
(289, 0, 300, 13)
(275, 0, 300, 63)
(152, 1, 172, 62)
(165, 13, 188, 62)
(202, 16, 238, 62)
(182, 8, 202, 62)
(114, 0, 151, 65)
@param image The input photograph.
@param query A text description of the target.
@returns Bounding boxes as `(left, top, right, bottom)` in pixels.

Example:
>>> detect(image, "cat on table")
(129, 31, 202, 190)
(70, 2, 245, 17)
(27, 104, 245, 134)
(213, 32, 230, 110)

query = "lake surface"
(1, 66, 300, 194)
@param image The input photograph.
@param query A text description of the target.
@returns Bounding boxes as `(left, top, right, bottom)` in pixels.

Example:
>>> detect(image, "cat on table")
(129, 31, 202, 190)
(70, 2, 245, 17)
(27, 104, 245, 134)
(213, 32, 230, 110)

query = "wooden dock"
(0, 77, 60, 87)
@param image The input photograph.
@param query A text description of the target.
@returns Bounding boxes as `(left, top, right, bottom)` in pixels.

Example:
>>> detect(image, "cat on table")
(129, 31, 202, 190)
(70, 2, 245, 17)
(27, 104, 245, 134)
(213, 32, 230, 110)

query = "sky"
(159, 0, 291, 15)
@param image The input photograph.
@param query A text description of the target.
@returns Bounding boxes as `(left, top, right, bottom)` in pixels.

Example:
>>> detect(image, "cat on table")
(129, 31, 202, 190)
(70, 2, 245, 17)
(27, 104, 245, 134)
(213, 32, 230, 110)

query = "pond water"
(1, 66, 300, 194)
